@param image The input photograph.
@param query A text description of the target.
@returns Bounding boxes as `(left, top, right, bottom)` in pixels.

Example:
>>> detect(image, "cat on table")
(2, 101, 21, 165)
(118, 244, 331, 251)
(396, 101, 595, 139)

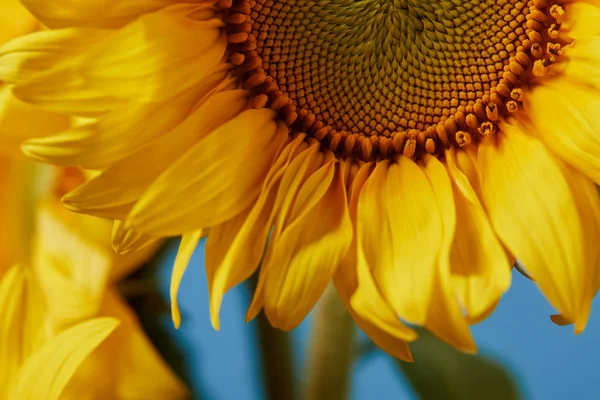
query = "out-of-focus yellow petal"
(63, 289, 189, 400)
(1, 5, 226, 116)
(479, 122, 598, 331)
(0, 155, 32, 276)
(529, 80, 600, 184)
(0, 85, 70, 155)
(445, 150, 512, 322)
(206, 135, 306, 330)
(0, 265, 27, 397)
(262, 162, 352, 330)
(335, 162, 415, 360)
(0, 29, 110, 113)
(33, 201, 112, 331)
(38, 168, 159, 283)
(128, 109, 286, 236)
(0, 0, 38, 44)
(21, 0, 178, 29)
(22, 72, 231, 169)
(171, 231, 203, 328)
(14, 317, 119, 400)
(62, 89, 248, 220)
(421, 155, 476, 353)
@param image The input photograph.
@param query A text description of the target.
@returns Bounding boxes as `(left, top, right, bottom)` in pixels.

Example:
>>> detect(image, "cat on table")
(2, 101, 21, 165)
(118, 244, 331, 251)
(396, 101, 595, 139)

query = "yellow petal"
(448, 146, 482, 201)
(245, 143, 329, 322)
(62, 89, 248, 220)
(171, 231, 203, 328)
(2, 4, 226, 116)
(22, 72, 231, 169)
(0, 155, 33, 275)
(350, 262, 417, 359)
(129, 109, 286, 236)
(205, 208, 252, 330)
(366, 156, 442, 325)
(351, 250, 419, 343)
(40, 169, 158, 283)
(421, 155, 476, 353)
(0, 84, 70, 155)
(206, 142, 299, 327)
(21, 0, 178, 29)
(111, 220, 159, 256)
(445, 150, 512, 321)
(563, 3, 600, 40)
(0, 0, 38, 44)
(529, 80, 600, 184)
(479, 122, 597, 330)
(262, 161, 352, 330)
(345, 162, 418, 350)
(63, 289, 189, 399)
(0, 265, 27, 397)
(206, 135, 307, 329)
(334, 162, 415, 360)
(0, 29, 111, 115)
(14, 317, 119, 400)
(548, 168, 600, 332)
(561, 38, 600, 91)
(33, 200, 116, 331)
(269, 143, 326, 240)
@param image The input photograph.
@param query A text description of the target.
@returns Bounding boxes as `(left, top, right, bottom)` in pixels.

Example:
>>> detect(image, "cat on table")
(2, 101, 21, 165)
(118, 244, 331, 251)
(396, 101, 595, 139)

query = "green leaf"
(395, 330, 523, 400)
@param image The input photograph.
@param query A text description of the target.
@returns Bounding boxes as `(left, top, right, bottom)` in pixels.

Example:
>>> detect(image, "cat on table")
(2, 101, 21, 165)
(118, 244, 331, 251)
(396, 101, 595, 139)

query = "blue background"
(154, 239, 600, 400)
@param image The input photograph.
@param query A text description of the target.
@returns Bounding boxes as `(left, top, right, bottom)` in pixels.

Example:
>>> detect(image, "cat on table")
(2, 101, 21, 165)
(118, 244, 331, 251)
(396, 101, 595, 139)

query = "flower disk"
(228, 0, 561, 160)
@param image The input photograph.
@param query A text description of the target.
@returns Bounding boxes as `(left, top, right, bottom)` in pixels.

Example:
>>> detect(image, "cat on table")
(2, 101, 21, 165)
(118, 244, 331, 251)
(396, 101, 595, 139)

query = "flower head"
(3, 0, 600, 360)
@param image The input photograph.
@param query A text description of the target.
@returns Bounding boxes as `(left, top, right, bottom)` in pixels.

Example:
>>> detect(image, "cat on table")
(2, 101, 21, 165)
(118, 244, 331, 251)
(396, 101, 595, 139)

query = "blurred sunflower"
(0, 2, 188, 397)
(2, 0, 600, 361)
(0, 165, 189, 399)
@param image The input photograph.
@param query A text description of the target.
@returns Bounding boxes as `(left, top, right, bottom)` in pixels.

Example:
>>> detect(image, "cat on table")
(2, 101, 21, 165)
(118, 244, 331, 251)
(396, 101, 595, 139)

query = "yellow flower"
(0, 0, 70, 277)
(0, 167, 187, 399)
(3, 0, 600, 361)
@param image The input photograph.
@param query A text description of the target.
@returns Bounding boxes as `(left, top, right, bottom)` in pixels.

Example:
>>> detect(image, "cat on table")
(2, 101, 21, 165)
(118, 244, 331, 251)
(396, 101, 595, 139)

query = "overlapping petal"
(205, 134, 307, 329)
(21, 0, 180, 29)
(335, 162, 416, 361)
(62, 89, 248, 220)
(0, 4, 226, 116)
(445, 149, 512, 322)
(260, 161, 352, 330)
(128, 109, 287, 236)
(479, 122, 597, 331)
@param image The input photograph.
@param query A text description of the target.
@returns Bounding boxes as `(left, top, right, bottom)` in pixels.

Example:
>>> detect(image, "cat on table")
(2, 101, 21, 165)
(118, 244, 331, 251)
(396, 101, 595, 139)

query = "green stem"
(256, 311, 296, 400)
(249, 275, 296, 400)
(304, 283, 355, 400)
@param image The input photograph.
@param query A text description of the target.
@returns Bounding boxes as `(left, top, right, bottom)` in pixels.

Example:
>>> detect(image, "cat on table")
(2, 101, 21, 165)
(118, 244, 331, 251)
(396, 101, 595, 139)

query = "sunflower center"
(224, 0, 564, 160)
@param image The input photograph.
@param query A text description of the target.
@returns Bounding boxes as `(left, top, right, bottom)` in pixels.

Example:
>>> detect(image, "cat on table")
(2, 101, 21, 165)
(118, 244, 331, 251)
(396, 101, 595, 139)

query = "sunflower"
(3, 0, 600, 361)
(0, 166, 188, 399)
(0, 7, 186, 392)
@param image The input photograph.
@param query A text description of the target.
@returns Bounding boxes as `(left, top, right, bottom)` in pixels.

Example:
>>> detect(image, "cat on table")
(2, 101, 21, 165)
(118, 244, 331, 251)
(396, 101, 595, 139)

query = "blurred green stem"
(256, 310, 296, 400)
(305, 283, 355, 400)
(249, 274, 296, 400)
